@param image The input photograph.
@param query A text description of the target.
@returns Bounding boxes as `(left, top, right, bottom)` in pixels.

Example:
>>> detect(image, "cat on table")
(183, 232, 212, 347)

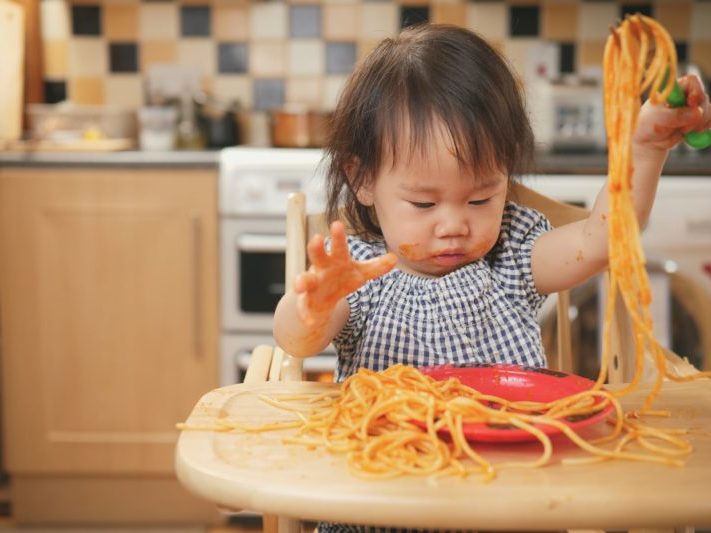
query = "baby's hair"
(324, 23, 535, 236)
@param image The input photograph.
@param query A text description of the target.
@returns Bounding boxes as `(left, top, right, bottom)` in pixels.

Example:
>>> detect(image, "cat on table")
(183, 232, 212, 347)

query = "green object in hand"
(664, 76, 711, 150)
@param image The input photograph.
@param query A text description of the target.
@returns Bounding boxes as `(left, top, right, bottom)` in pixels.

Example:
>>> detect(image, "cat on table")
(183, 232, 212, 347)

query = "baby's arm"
(532, 74, 711, 295)
(273, 221, 397, 357)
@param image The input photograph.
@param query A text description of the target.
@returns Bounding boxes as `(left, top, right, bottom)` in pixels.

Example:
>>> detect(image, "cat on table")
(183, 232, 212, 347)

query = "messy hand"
(633, 74, 711, 152)
(294, 221, 397, 327)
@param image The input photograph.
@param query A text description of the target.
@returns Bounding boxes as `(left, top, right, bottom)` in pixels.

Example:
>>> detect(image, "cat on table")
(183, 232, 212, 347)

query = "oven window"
(239, 251, 286, 313)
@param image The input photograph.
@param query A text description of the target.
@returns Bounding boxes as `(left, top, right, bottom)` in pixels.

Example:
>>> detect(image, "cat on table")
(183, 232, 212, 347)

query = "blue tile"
(400, 6, 429, 29)
(509, 5, 539, 37)
(326, 42, 356, 75)
(44, 80, 67, 104)
(290, 5, 321, 38)
(218, 43, 248, 74)
(181, 5, 211, 37)
(620, 3, 653, 19)
(71, 5, 101, 36)
(109, 42, 139, 73)
(559, 42, 575, 74)
(253, 79, 285, 111)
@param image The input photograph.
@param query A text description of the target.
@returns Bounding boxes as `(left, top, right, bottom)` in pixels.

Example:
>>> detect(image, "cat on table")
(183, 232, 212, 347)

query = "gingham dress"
(318, 201, 553, 533)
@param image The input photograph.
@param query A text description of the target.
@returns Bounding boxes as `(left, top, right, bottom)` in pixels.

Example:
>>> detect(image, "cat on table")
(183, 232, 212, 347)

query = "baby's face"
(357, 127, 508, 277)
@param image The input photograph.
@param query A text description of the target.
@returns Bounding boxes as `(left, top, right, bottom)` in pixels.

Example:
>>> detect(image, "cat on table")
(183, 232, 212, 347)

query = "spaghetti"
(597, 14, 711, 411)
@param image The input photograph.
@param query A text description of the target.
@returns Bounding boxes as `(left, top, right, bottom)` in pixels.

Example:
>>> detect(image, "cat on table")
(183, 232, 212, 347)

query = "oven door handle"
(237, 234, 287, 253)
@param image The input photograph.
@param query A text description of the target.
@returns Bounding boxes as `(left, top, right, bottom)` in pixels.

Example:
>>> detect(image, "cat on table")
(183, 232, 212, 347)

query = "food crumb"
(576, 250, 584, 262)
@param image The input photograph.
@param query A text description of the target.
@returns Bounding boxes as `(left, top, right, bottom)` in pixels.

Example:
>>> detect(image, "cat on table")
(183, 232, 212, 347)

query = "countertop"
(1, 147, 710, 175)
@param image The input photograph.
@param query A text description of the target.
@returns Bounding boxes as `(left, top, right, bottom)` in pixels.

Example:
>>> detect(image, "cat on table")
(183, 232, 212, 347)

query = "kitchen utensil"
(665, 75, 711, 150)
(270, 106, 331, 148)
(417, 364, 614, 443)
(0, 0, 24, 141)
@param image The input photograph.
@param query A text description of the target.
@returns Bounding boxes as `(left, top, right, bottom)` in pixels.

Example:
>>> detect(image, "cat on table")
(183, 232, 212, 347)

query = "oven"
(218, 147, 336, 386)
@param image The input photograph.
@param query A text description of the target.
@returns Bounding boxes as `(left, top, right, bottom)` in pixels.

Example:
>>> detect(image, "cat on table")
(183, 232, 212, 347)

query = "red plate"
(417, 364, 613, 443)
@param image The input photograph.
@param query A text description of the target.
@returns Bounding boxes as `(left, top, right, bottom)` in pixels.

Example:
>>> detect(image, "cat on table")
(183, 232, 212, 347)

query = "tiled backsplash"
(40, 0, 711, 132)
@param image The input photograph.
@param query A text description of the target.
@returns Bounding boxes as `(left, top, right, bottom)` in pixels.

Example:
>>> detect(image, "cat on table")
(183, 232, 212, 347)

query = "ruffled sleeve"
(488, 201, 553, 314)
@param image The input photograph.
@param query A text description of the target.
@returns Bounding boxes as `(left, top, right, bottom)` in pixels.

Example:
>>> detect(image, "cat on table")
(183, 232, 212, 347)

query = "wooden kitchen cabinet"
(0, 165, 220, 524)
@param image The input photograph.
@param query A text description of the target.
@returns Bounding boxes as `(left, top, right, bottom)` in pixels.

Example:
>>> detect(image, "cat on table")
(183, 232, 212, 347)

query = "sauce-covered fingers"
(357, 252, 398, 281)
(294, 271, 318, 293)
(679, 74, 705, 108)
(328, 221, 349, 259)
(307, 234, 328, 268)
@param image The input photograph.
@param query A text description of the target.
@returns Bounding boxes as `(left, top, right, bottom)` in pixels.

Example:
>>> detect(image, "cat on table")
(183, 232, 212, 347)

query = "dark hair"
(324, 23, 535, 237)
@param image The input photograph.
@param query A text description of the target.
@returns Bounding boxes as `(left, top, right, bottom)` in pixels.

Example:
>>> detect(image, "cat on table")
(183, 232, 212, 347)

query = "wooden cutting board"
(0, 0, 24, 141)
(176, 379, 711, 530)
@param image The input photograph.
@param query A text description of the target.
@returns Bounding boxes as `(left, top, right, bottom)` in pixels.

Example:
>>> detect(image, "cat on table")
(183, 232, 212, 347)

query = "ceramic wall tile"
(288, 40, 325, 76)
(69, 76, 105, 104)
(105, 3, 138, 40)
(250, 3, 288, 39)
(250, 42, 287, 77)
(139, 2, 178, 40)
(68, 38, 107, 76)
(466, 1, 507, 40)
(104, 75, 143, 107)
(361, 3, 398, 40)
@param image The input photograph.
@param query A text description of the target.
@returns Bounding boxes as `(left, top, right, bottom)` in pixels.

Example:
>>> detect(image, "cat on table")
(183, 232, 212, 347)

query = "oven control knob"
(242, 180, 265, 202)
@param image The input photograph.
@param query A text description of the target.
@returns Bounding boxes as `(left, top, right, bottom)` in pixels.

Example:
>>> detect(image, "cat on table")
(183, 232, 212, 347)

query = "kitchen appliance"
(529, 174, 711, 378)
(219, 147, 336, 386)
(528, 78, 606, 153)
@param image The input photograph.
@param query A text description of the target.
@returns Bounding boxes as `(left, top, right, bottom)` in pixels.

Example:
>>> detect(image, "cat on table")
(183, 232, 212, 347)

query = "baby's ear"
(344, 157, 374, 206)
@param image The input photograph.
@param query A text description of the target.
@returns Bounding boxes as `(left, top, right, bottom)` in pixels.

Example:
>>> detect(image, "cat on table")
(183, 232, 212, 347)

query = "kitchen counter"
(0, 147, 710, 175)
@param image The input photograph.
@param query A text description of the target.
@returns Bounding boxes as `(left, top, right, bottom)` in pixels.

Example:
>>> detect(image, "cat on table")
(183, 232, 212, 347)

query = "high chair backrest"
(263, 182, 590, 382)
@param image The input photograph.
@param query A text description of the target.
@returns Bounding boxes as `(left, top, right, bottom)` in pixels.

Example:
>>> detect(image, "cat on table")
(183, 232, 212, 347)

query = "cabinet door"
(0, 167, 218, 474)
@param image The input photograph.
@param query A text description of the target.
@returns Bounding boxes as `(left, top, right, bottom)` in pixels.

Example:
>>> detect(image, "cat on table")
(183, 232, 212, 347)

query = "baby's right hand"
(294, 221, 397, 327)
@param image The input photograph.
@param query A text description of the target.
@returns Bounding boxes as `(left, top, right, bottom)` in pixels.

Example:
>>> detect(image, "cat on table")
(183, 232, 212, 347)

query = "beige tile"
(690, 40, 711, 77)
(361, 3, 398, 40)
(657, 1, 691, 40)
(286, 77, 323, 108)
(105, 3, 138, 40)
(68, 77, 105, 105)
(323, 3, 361, 41)
(68, 38, 107, 77)
(288, 40, 324, 76)
(105, 75, 143, 108)
(466, 1, 507, 41)
(579, 40, 606, 68)
(139, 2, 178, 40)
(502, 38, 537, 82)
(40, 0, 70, 40)
(249, 41, 286, 77)
(323, 74, 348, 111)
(691, 1, 711, 40)
(542, 2, 577, 41)
(43, 39, 68, 78)
(358, 39, 382, 62)
(141, 40, 178, 71)
(178, 40, 217, 76)
(213, 75, 253, 108)
(213, 4, 249, 40)
(250, 3, 287, 39)
(431, 3, 466, 26)
(578, 2, 617, 40)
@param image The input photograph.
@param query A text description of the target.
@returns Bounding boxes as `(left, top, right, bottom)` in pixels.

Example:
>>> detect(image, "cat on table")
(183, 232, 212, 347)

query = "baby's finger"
(329, 221, 349, 259)
(357, 252, 398, 281)
(294, 271, 318, 293)
(678, 74, 706, 108)
(307, 234, 328, 268)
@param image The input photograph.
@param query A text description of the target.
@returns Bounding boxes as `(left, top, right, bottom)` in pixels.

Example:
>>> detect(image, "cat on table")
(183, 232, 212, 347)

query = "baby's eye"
(410, 201, 435, 209)
(468, 198, 491, 206)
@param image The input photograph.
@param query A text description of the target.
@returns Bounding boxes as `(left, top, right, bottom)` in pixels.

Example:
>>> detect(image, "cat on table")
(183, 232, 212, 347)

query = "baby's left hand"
(633, 74, 711, 152)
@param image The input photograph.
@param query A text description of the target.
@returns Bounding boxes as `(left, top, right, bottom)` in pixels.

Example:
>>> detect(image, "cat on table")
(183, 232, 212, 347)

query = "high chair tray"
(176, 379, 711, 530)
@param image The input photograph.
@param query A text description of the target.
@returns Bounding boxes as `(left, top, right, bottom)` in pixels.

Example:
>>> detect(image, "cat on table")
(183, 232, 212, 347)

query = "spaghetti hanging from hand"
(597, 14, 711, 411)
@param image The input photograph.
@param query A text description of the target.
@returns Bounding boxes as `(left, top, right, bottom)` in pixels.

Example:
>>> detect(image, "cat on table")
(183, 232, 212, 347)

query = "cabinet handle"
(192, 216, 202, 359)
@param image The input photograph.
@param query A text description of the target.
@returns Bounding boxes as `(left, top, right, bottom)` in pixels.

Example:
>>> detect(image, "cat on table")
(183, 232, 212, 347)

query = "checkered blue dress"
(318, 202, 552, 533)
(332, 201, 553, 384)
